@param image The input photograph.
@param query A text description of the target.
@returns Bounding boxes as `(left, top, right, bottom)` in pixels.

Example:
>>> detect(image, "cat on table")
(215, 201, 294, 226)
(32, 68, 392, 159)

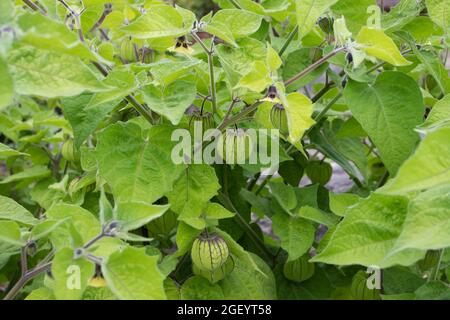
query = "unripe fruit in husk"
(350, 271, 381, 300)
(318, 17, 334, 34)
(189, 110, 215, 137)
(283, 254, 315, 283)
(217, 129, 254, 164)
(61, 139, 80, 162)
(192, 256, 234, 283)
(191, 233, 229, 272)
(120, 37, 136, 62)
(418, 250, 440, 272)
(270, 103, 289, 136)
(305, 160, 332, 185)
(147, 210, 178, 237)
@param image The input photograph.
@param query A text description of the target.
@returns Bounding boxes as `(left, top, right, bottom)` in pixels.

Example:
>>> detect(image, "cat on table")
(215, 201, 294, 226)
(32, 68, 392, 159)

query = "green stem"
(278, 26, 298, 56)
(228, 0, 242, 9)
(433, 249, 446, 281)
(218, 192, 273, 262)
(313, 92, 343, 123)
(191, 32, 217, 115)
(255, 174, 272, 195)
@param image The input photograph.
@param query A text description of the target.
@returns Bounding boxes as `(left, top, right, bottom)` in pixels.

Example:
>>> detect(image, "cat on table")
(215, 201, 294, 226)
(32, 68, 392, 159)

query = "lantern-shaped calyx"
(270, 103, 289, 136)
(191, 233, 229, 272)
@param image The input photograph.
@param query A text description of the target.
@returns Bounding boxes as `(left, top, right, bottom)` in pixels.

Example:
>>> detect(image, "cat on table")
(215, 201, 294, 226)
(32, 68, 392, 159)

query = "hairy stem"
(3, 262, 51, 300)
(89, 3, 112, 33)
(284, 47, 345, 86)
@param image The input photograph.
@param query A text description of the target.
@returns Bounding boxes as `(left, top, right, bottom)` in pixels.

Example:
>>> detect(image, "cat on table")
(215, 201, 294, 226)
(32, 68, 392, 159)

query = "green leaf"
(216, 38, 267, 87)
(0, 143, 28, 159)
(205, 9, 262, 42)
(392, 185, 450, 252)
(0, 57, 13, 110)
(400, 32, 450, 95)
(0, 221, 25, 246)
(115, 202, 169, 232)
(297, 206, 340, 227)
(45, 203, 102, 249)
(52, 247, 95, 300)
(236, 60, 271, 92)
(381, 0, 423, 32)
(88, 68, 138, 108)
(25, 288, 55, 300)
(219, 252, 277, 299)
(0, 166, 51, 185)
(17, 12, 103, 61)
(309, 120, 367, 180)
(415, 281, 450, 300)
(0, 0, 14, 25)
(343, 72, 423, 174)
(167, 164, 220, 228)
(419, 94, 450, 130)
(271, 213, 315, 261)
(312, 193, 424, 268)
(267, 44, 282, 72)
(8, 44, 108, 98)
(121, 5, 191, 39)
(331, 0, 375, 34)
(95, 122, 184, 203)
(296, 0, 339, 39)
(203, 202, 235, 220)
(102, 246, 166, 300)
(150, 59, 202, 85)
(355, 27, 411, 66)
(31, 219, 68, 241)
(180, 276, 224, 299)
(62, 93, 120, 148)
(329, 192, 360, 217)
(380, 127, 450, 194)
(278, 91, 315, 143)
(425, 0, 450, 30)
(176, 221, 201, 256)
(269, 182, 297, 213)
(142, 80, 196, 125)
(0, 195, 38, 225)
(383, 266, 426, 295)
